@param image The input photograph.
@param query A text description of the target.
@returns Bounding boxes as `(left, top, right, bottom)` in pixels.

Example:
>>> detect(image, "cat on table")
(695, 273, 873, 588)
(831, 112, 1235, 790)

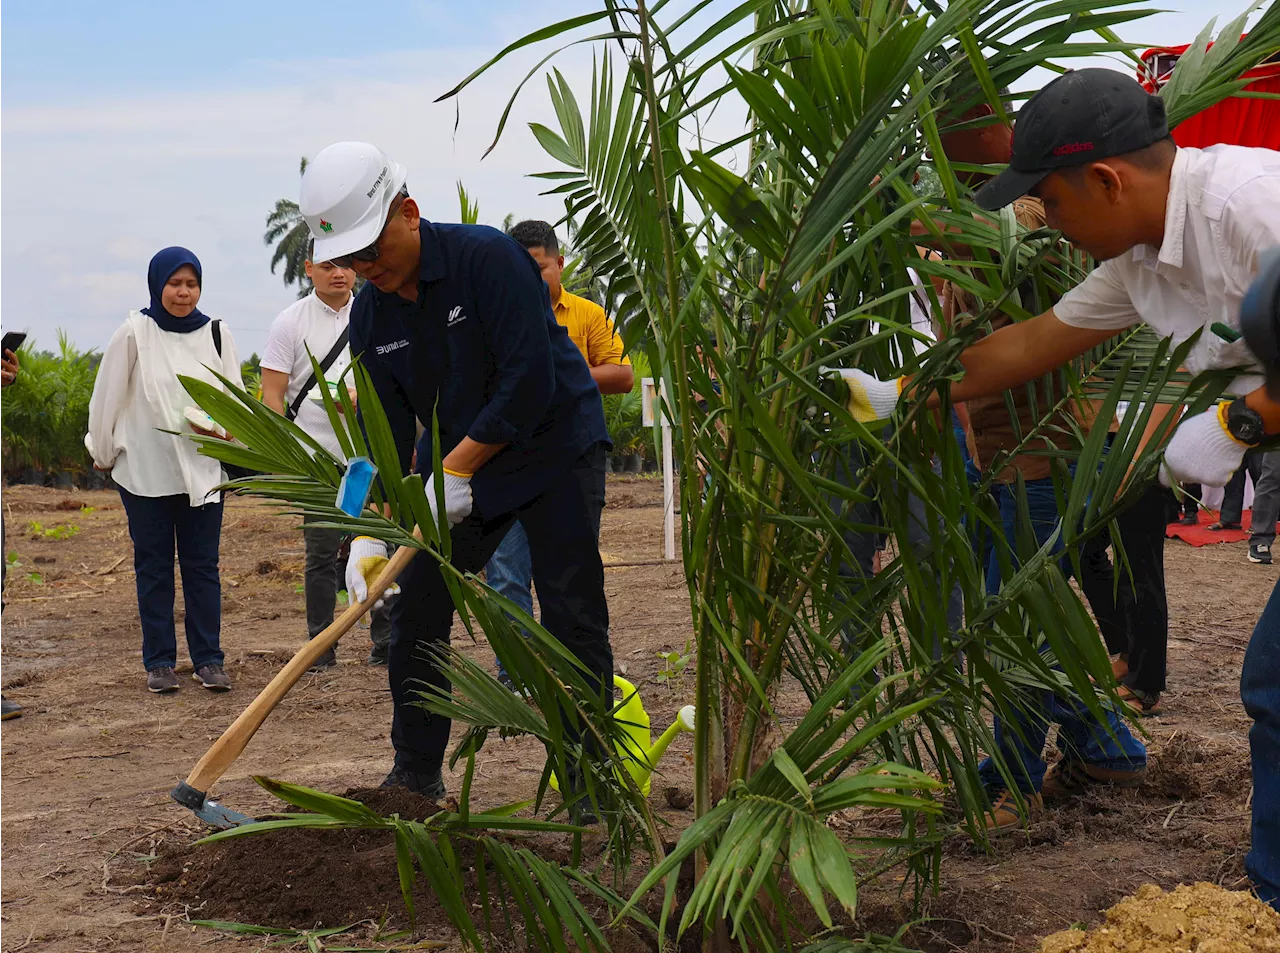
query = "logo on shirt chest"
(375, 338, 411, 356)
(446, 306, 468, 328)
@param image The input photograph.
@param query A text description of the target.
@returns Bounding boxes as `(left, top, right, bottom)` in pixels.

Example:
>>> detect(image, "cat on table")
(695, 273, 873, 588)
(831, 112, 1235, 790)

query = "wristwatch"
(1225, 398, 1266, 445)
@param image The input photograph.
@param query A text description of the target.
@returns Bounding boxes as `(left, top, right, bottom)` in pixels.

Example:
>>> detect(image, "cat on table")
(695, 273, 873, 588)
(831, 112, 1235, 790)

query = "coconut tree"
(264, 157, 313, 298)
(184, 2, 1280, 951)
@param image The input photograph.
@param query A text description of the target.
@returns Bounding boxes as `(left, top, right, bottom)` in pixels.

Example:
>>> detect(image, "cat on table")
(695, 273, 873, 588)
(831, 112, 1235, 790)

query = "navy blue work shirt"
(348, 221, 610, 519)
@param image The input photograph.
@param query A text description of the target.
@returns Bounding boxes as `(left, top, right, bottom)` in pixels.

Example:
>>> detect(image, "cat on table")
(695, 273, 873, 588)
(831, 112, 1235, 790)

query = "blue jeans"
(118, 488, 224, 672)
(976, 476, 1146, 794)
(486, 521, 534, 677)
(1244, 580, 1280, 910)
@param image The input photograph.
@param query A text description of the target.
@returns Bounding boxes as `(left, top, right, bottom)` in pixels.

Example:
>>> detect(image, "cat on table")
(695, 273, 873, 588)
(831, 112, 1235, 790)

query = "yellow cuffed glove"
(820, 367, 905, 423)
(344, 536, 400, 609)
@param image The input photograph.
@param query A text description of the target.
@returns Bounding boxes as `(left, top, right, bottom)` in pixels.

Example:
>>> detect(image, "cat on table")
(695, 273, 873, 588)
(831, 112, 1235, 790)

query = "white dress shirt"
(1055, 144, 1280, 395)
(85, 313, 244, 506)
(261, 291, 354, 459)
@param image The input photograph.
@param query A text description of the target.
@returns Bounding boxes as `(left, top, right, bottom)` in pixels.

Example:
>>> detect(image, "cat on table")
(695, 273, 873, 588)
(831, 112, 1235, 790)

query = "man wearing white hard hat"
(299, 142, 614, 802)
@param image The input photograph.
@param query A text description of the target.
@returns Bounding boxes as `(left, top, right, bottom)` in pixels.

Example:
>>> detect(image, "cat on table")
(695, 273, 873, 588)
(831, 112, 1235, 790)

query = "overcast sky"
(0, 0, 1260, 358)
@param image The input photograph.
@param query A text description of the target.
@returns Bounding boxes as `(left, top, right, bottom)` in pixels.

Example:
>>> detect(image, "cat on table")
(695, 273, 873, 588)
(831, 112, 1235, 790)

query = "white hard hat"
(299, 142, 407, 263)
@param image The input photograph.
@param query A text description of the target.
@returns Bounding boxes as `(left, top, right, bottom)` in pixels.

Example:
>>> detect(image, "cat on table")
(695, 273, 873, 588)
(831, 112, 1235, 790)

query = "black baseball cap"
(974, 68, 1170, 211)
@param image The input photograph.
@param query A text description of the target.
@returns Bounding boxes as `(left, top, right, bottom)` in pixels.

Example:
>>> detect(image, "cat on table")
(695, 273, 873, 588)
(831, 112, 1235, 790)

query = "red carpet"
(1166, 510, 1251, 546)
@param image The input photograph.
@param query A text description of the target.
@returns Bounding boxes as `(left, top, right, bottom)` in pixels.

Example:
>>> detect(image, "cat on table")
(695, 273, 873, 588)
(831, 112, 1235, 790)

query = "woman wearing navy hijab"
(86, 248, 245, 694)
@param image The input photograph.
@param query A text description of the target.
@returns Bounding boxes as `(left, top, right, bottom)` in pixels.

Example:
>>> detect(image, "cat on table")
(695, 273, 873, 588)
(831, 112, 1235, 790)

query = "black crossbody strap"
(287, 327, 350, 421)
(212, 319, 222, 358)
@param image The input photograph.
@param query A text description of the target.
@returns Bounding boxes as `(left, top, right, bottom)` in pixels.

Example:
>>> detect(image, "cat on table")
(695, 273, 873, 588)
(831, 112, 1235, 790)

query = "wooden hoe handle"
(176, 541, 419, 800)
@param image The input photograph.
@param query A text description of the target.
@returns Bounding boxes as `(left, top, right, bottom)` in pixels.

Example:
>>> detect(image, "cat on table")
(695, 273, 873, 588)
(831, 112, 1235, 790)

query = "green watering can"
(549, 675, 696, 797)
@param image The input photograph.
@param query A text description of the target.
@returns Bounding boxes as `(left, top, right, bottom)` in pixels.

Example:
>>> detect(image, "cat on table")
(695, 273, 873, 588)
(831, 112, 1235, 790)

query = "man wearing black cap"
(841, 68, 1280, 901)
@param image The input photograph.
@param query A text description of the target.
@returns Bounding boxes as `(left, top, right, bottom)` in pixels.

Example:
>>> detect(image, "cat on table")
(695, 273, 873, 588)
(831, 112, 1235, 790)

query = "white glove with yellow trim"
(1159, 404, 1250, 488)
(345, 536, 400, 610)
(821, 367, 905, 423)
(426, 468, 474, 527)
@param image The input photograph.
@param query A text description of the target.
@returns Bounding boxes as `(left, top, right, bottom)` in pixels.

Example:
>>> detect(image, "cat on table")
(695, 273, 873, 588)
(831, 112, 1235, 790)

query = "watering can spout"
(548, 677, 695, 798)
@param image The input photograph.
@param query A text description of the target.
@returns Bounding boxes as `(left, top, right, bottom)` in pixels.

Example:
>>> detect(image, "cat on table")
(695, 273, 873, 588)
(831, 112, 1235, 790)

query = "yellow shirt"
(553, 289, 630, 368)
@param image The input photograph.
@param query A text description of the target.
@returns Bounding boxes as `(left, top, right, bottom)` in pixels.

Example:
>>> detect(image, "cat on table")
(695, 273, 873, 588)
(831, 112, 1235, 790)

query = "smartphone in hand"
(2, 331, 28, 355)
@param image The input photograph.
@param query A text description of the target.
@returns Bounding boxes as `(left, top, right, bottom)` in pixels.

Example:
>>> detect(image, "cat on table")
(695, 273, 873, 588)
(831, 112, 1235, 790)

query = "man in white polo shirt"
(838, 68, 1280, 902)
(261, 247, 391, 668)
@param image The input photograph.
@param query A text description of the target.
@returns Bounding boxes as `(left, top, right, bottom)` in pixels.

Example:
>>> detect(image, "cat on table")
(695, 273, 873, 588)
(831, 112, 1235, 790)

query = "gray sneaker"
(192, 663, 232, 691)
(147, 667, 181, 694)
(1250, 542, 1273, 565)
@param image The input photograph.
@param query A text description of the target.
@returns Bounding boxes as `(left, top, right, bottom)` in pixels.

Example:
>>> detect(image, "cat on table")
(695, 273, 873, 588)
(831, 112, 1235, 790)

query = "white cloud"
(2, 46, 604, 357)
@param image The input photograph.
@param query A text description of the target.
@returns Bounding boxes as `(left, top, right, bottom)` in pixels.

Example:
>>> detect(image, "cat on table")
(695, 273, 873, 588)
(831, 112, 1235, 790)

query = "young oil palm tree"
(186, 3, 1280, 951)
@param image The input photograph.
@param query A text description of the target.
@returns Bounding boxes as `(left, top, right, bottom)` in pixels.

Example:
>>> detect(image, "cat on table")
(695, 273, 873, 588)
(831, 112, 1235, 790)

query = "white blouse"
(85, 312, 244, 506)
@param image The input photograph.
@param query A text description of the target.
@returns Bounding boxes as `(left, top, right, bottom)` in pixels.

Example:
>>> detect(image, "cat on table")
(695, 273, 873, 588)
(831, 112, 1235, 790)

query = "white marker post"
(642, 377, 676, 562)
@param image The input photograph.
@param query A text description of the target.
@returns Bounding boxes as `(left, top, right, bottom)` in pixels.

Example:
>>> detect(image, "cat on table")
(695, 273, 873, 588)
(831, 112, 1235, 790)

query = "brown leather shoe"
(978, 789, 1043, 834)
(1041, 759, 1145, 802)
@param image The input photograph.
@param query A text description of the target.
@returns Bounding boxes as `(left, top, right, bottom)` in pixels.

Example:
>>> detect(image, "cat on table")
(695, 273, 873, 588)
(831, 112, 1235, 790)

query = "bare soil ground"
(0, 478, 1264, 952)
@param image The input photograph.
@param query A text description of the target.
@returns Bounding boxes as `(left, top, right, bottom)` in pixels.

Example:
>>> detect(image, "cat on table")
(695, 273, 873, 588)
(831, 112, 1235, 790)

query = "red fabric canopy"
(1138, 43, 1280, 150)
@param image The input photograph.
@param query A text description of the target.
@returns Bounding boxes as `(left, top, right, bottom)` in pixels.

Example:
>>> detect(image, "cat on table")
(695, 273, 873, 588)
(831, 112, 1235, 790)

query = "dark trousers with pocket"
(1221, 451, 1265, 527)
(1077, 484, 1174, 695)
(388, 444, 612, 775)
(303, 520, 391, 649)
(118, 487, 224, 672)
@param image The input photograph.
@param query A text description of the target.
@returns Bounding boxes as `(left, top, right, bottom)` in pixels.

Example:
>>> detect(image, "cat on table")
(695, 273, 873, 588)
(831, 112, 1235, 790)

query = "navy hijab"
(141, 247, 211, 333)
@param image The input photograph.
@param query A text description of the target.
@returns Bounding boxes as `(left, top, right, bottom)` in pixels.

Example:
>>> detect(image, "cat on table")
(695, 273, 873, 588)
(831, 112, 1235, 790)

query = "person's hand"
(345, 536, 400, 609)
(821, 367, 904, 423)
(1159, 405, 1249, 488)
(1, 349, 18, 387)
(425, 469, 473, 526)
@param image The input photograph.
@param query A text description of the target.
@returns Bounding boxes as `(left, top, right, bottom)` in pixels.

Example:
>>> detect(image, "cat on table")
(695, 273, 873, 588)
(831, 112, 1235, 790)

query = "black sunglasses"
(331, 188, 408, 268)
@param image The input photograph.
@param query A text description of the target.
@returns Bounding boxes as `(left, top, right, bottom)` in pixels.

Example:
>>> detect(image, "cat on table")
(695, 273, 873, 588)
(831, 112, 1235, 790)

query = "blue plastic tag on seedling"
(336, 457, 377, 517)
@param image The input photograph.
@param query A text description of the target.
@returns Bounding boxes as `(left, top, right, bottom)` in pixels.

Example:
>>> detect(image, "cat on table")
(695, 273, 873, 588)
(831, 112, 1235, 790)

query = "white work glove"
(1159, 405, 1250, 488)
(820, 367, 905, 423)
(425, 469, 474, 527)
(345, 536, 400, 610)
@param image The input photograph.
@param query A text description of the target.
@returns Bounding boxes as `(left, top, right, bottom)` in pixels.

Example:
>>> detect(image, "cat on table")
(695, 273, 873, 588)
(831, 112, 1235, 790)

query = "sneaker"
(381, 764, 446, 801)
(497, 670, 520, 693)
(366, 645, 389, 666)
(192, 663, 232, 691)
(1041, 759, 1146, 802)
(568, 798, 600, 827)
(1249, 542, 1273, 564)
(147, 667, 181, 694)
(978, 789, 1042, 834)
(1, 696, 23, 720)
(309, 647, 338, 671)
(1175, 514, 1199, 526)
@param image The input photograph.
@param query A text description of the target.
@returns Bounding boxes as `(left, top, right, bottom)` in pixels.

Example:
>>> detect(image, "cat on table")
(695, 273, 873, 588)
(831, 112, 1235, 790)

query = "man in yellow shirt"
(487, 220, 634, 686)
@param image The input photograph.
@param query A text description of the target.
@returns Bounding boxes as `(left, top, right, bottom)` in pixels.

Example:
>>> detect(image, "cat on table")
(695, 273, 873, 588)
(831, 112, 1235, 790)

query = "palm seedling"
(186, 3, 1280, 949)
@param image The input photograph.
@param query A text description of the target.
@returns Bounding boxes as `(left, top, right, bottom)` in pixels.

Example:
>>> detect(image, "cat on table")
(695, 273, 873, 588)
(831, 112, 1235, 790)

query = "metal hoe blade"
(172, 781, 256, 830)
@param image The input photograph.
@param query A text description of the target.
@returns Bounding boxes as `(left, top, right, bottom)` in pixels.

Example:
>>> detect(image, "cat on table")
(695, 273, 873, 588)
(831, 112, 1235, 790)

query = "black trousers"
(1221, 451, 1265, 526)
(1078, 483, 1174, 695)
(1179, 484, 1201, 520)
(388, 443, 611, 774)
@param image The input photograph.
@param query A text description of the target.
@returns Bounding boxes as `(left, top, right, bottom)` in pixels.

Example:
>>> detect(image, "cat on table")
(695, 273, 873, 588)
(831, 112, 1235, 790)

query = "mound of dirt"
(1038, 883, 1280, 952)
(1142, 734, 1251, 801)
(143, 787, 451, 929)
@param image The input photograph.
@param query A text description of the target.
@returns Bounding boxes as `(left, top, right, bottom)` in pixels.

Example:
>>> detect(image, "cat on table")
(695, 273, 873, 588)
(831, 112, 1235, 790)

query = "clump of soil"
(144, 787, 449, 928)
(1038, 883, 1280, 952)
(1142, 734, 1251, 801)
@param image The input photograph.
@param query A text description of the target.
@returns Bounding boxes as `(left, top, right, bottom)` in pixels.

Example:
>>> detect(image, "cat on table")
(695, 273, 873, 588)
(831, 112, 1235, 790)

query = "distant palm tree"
(264, 157, 312, 299)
